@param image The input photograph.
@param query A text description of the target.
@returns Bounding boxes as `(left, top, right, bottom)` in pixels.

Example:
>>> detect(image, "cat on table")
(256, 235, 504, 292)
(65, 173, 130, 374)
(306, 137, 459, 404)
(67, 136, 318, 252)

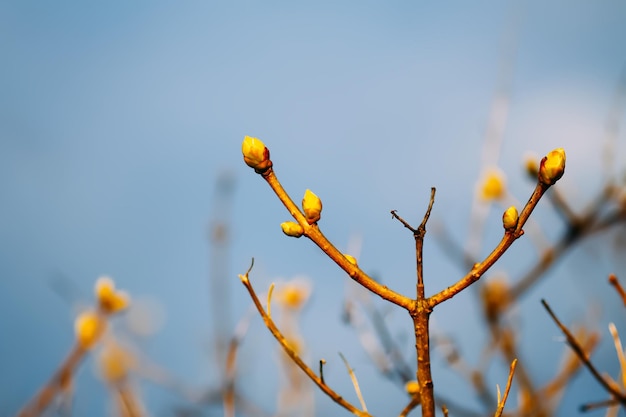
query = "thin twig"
(399, 396, 421, 417)
(267, 283, 275, 318)
(339, 352, 368, 412)
(17, 343, 87, 417)
(541, 299, 626, 405)
(609, 274, 626, 307)
(238, 261, 371, 417)
(580, 398, 619, 412)
(262, 169, 412, 310)
(432, 181, 550, 306)
(494, 358, 517, 417)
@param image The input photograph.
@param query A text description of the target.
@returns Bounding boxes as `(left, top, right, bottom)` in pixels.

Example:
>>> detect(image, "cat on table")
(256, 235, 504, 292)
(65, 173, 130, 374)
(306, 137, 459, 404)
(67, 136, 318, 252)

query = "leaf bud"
(281, 221, 304, 238)
(502, 206, 519, 231)
(343, 254, 358, 266)
(242, 135, 272, 173)
(478, 167, 506, 201)
(75, 310, 107, 350)
(302, 189, 322, 224)
(95, 276, 130, 314)
(405, 380, 420, 395)
(538, 148, 566, 185)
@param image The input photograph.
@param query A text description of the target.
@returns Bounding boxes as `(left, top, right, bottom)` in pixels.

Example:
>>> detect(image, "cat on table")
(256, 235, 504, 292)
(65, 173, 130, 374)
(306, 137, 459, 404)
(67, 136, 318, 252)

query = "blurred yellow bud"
(275, 278, 311, 310)
(538, 148, 566, 185)
(343, 254, 358, 266)
(95, 276, 130, 314)
(98, 340, 136, 383)
(478, 168, 506, 201)
(242, 135, 272, 173)
(75, 310, 107, 349)
(481, 277, 510, 322)
(524, 153, 539, 178)
(302, 189, 322, 224)
(405, 380, 420, 395)
(281, 221, 304, 238)
(502, 206, 519, 231)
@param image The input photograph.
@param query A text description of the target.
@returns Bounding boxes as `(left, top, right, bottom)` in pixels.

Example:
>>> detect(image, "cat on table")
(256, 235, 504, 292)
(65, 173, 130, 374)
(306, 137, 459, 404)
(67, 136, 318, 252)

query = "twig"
(224, 309, 254, 417)
(339, 352, 368, 412)
(267, 283, 275, 318)
(541, 299, 626, 405)
(608, 323, 626, 389)
(17, 343, 87, 417)
(432, 182, 550, 306)
(262, 169, 413, 310)
(399, 396, 421, 417)
(609, 274, 626, 307)
(580, 398, 619, 412)
(494, 359, 517, 417)
(238, 261, 372, 417)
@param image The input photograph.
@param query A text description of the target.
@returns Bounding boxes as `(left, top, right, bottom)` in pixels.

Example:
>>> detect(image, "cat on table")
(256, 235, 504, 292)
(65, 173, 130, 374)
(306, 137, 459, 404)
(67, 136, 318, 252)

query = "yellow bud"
(242, 135, 272, 173)
(275, 279, 311, 310)
(502, 206, 519, 231)
(478, 168, 506, 201)
(405, 380, 420, 395)
(98, 340, 135, 383)
(481, 277, 510, 322)
(538, 148, 566, 185)
(302, 189, 322, 224)
(524, 153, 539, 178)
(281, 221, 304, 238)
(343, 254, 358, 266)
(95, 276, 130, 314)
(75, 310, 107, 349)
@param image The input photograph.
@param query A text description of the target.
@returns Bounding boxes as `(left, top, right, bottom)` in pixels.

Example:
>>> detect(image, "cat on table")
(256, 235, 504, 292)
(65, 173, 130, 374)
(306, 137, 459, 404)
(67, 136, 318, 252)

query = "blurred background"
(2, 1, 626, 416)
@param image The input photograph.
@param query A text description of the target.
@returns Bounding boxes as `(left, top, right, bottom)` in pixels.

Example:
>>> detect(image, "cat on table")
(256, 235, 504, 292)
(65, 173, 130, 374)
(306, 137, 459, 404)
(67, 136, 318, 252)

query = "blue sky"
(2, 1, 626, 416)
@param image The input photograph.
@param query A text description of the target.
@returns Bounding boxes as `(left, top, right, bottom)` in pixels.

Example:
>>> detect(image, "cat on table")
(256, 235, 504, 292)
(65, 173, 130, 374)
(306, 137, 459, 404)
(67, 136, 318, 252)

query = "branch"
(494, 359, 517, 417)
(263, 169, 412, 311)
(541, 299, 626, 405)
(238, 261, 372, 417)
(431, 182, 549, 306)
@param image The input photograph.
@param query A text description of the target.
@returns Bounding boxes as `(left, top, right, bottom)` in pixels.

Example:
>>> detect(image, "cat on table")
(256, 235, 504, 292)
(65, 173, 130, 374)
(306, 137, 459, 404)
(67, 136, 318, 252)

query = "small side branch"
(263, 169, 412, 311)
(541, 299, 626, 405)
(494, 359, 517, 417)
(238, 261, 372, 417)
(609, 274, 626, 307)
(339, 352, 368, 412)
(431, 182, 549, 307)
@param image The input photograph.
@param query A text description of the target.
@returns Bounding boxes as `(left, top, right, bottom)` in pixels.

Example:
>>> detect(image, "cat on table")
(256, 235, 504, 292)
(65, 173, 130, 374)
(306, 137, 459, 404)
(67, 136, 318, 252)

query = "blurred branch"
(542, 299, 626, 405)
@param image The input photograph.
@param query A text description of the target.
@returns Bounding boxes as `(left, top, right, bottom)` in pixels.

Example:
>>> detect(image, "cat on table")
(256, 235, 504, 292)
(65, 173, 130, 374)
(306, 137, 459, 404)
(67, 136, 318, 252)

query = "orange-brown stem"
(262, 168, 413, 310)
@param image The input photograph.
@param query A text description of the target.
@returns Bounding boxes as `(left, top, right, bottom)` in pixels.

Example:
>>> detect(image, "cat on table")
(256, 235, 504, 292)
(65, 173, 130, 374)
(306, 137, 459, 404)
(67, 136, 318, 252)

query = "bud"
(405, 380, 420, 395)
(281, 221, 304, 238)
(523, 153, 539, 179)
(75, 310, 107, 349)
(538, 148, 566, 185)
(343, 254, 358, 266)
(275, 278, 311, 310)
(242, 136, 272, 173)
(302, 189, 322, 224)
(95, 276, 130, 314)
(97, 340, 135, 383)
(502, 206, 519, 231)
(478, 167, 506, 201)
